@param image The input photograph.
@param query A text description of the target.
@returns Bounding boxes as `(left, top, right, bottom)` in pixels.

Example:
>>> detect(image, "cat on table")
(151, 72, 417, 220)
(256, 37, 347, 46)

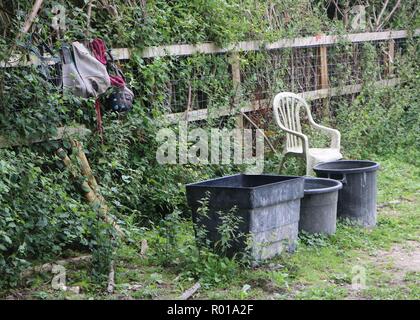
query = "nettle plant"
(147, 193, 250, 287)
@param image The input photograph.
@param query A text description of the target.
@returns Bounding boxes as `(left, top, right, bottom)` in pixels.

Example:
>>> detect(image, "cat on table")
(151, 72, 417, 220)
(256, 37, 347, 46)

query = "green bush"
(335, 40, 420, 163)
(0, 148, 94, 287)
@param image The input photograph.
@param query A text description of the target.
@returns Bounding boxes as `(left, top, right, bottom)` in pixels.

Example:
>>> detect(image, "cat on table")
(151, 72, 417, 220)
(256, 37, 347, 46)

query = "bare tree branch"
(375, 0, 389, 27)
(376, 0, 401, 31)
(86, 0, 95, 35)
(180, 282, 201, 300)
(22, 0, 44, 33)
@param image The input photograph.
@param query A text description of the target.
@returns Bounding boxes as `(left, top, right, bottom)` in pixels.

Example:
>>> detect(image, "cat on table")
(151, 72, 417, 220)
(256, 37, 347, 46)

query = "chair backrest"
(273, 92, 312, 151)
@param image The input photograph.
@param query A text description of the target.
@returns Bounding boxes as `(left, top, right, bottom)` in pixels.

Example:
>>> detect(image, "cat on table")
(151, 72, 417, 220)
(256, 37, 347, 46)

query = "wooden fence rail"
(165, 78, 401, 123)
(3, 29, 418, 66)
(110, 29, 420, 60)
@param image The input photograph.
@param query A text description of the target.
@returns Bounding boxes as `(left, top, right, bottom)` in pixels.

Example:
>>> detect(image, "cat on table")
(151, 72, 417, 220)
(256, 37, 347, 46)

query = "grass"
(376, 157, 420, 203)
(1, 155, 419, 300)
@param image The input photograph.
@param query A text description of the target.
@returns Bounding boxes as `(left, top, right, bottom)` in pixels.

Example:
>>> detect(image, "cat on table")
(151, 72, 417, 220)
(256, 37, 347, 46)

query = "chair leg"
(305, 156, 314, 176)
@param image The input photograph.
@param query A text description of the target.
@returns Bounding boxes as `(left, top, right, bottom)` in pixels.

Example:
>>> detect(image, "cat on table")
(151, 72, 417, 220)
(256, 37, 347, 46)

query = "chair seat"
(287, 147, 304, 154)
(308, 148, 342, 162)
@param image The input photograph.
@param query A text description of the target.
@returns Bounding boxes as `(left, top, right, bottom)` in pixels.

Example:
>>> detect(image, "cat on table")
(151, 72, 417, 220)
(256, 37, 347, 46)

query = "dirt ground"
(372, 240, 420, 284)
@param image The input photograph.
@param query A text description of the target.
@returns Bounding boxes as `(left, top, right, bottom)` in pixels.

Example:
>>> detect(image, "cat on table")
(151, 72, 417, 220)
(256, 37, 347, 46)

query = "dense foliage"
(0, 0, 418, 289)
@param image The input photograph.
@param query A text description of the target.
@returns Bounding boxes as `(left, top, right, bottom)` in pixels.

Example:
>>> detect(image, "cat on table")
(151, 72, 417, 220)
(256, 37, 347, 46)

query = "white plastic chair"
(273, 92, 342, 176)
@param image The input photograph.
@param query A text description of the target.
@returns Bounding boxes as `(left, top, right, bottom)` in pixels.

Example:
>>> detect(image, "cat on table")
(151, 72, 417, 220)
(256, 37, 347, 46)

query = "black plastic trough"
(186, 174, 304, 260)
(299, 177, 343, 235)
(313, 160, 380, 228)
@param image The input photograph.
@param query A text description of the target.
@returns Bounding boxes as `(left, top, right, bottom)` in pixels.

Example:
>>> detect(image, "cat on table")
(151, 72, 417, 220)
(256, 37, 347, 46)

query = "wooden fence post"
(318, 43, 330, 117)
(384, 39, 395, 77)
(230, 52, 243, 128)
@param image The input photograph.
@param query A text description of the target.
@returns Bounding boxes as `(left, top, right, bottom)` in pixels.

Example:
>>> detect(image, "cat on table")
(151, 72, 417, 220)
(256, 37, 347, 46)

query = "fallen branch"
(240, 111, 277, 153)
(21, 255, 92, 279)
(107, 260, 115, 294)
(179, 282, 201, 300)
(378, 199, 402, 208)
(140, 239, 148, 258)
(56, 145, 125, 238)
(70, 140, 99, 191)
(121, 283, 142, 291)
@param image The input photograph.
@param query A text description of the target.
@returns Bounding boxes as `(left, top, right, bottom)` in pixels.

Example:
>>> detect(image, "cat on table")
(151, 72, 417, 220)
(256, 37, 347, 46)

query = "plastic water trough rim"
(313, 160, 380, 175)
(304, 177, 343, 195)
(185, 173, 302, 190)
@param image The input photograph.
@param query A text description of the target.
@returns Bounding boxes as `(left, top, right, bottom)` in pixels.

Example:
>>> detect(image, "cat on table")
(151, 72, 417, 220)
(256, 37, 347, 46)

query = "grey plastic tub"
(313, 160, 380, 228)
(186, 174, 304, 261)
(299, 178, 343, 235)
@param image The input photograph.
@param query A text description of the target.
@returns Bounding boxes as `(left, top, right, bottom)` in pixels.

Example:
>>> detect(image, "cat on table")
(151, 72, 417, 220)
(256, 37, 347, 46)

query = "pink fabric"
(90, 39, 109, 142)
(90, 38, 125, 87)
(111, 75, 125, 88)
(90, 38, 128, 142)
(90, 39, 107, 65)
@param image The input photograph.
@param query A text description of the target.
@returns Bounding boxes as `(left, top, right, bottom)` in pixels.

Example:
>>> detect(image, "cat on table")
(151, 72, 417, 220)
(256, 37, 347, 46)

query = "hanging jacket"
(62, 41, 111, 98)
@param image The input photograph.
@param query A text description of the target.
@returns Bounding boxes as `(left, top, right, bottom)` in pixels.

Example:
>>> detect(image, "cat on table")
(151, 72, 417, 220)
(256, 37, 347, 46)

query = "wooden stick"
(184, 81, 192, 121)
(164, 78, 401, 123)
(140, 239, 148, 258)
(319, 45, 329, 90)
(384, 39, 395, 77)
(71, 140, 99, 191)
(240, 111, 277, 153)
(107, 260, 115, 294)
(57, 146, 125, 238)
(0, 0, 44, 65)
(0, 126, 91, 149)
(180, 282, 201, 300)
(3, 29, 419, 66)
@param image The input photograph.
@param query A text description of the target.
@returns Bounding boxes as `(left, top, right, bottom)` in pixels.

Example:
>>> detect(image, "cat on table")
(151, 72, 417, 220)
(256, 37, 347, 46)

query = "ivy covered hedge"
(0, 0, 419, 289)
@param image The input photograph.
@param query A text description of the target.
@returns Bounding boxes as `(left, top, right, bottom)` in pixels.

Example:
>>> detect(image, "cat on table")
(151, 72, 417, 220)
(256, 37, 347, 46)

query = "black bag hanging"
(89, 38, 134, 113)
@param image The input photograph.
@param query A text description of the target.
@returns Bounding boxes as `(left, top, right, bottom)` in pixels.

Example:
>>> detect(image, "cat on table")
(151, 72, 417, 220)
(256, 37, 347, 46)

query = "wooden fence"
(1, 28, 418, 146)
(109, 29, 419, 124)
